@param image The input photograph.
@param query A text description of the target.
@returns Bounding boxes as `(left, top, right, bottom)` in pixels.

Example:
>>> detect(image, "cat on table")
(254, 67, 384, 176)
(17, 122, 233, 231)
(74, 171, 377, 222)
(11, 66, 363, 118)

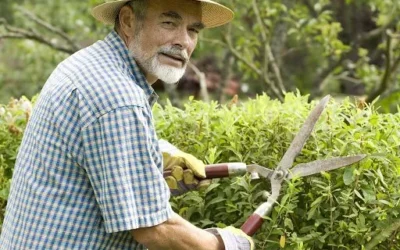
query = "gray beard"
(128, 36, 188, 84)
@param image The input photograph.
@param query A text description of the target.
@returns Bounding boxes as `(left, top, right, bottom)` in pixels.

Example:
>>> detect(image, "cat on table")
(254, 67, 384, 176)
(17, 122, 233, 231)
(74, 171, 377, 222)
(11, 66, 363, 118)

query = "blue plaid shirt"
(0, 31, 173, 249)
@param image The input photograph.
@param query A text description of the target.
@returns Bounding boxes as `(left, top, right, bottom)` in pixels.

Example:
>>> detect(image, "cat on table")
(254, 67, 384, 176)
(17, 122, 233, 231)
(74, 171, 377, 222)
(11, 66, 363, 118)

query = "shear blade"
(277, 95, 330, 171)
(288, 154, 366, 179)
(254, 179, 281, 217)
(247, 164, 274, 179)
(270, 178, 282, 202)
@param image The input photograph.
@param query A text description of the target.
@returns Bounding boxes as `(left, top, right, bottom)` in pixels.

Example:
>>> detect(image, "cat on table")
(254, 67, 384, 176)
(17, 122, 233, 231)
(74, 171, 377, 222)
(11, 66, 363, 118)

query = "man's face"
(128, 0, 204, 84)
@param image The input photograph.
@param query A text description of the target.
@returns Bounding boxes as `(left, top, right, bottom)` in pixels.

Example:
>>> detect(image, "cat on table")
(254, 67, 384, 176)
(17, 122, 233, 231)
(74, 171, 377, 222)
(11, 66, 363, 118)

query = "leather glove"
(159, 140, 209, 196)
(206, 226, 254, 250)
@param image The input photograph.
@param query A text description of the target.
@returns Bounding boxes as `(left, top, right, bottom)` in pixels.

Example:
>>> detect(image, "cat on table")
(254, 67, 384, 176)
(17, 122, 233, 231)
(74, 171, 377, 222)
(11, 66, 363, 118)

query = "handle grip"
(205, 162, 247, 179)
(240, 213, 264, 236)
(205, 163, 230, 178)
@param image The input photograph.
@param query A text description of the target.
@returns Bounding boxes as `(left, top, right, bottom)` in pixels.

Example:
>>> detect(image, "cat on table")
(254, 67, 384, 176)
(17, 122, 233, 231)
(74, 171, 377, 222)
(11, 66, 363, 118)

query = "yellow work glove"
(206, 226, 254, 250)
(159, 140, 209, 196)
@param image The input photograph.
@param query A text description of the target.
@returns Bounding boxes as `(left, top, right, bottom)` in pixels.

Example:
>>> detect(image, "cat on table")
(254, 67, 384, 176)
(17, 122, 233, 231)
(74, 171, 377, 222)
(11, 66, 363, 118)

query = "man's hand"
(131, 212, 225, 250)
(159, 140, 209, 196)
(206, 226, 254, 250)
(163, 150, 206, 178)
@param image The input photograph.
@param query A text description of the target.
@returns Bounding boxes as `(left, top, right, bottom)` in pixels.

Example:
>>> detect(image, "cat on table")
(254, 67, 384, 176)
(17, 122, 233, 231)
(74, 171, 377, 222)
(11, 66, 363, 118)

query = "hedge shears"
(204, 95, 366, 236)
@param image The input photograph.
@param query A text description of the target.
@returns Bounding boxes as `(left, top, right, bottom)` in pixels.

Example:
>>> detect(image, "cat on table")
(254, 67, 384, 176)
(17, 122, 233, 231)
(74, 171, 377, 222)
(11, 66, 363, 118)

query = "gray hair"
(114, 0, 148, 32)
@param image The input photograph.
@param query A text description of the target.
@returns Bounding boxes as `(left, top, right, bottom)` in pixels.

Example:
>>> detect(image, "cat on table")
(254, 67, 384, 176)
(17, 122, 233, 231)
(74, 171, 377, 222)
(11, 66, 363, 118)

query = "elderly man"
(0, 0, 254, 249)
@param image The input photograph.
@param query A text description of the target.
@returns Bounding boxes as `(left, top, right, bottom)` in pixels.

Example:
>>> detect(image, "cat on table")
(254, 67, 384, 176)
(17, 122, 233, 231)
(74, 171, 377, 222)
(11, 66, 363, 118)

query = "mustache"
(158, 46, 189, 63)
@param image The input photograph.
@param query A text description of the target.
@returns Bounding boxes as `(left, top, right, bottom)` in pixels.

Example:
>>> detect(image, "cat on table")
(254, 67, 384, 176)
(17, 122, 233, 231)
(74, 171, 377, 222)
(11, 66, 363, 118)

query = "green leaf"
(310, 196, 324, 207)
(354, 190, 364, 200)
(206, 196, 226, 207)
(284, 218, 294, 230)
(361, 187, 376, 202)
(307, 206, 318, 220)
(203, 183, 220, 195)
(376, 168, 388, 188)
(343, 166, 355, 185)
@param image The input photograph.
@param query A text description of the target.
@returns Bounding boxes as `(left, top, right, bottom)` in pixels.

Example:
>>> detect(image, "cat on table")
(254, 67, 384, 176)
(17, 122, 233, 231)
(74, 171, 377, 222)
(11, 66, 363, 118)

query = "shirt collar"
(104, 30, 159, 106)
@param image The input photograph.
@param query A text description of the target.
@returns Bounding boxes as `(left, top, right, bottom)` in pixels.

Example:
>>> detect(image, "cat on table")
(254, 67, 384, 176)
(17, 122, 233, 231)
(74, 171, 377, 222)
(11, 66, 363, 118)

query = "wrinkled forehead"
(147, 0, 202, 23)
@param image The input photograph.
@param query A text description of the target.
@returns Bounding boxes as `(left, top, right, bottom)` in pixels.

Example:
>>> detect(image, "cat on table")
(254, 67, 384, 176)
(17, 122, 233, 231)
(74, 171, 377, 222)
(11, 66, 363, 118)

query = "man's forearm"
(132, 212, 224, 250)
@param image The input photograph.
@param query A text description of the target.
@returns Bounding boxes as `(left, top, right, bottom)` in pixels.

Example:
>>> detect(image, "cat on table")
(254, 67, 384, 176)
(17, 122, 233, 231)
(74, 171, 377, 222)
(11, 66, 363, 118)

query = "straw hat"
(91, 0, 234, 28)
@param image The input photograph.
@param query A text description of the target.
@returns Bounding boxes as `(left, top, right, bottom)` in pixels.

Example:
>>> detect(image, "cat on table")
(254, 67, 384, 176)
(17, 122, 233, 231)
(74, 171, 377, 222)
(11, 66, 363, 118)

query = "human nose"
(173, 28, 196, 53)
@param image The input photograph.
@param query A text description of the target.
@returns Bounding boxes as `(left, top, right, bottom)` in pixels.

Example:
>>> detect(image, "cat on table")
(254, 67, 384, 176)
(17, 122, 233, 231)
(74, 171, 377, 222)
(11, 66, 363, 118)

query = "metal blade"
(247, 164, 274, 179)
(288, 154, 366, 179)
(254, 179, 281, 217)
(270, 178, 282, 202)
(277, 95, 330, 171)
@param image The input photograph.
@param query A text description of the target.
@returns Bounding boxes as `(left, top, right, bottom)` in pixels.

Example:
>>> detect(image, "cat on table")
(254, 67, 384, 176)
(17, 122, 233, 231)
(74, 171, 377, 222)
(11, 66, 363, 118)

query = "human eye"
(189, 28, 199, 34)
(162, 21, 177, 28)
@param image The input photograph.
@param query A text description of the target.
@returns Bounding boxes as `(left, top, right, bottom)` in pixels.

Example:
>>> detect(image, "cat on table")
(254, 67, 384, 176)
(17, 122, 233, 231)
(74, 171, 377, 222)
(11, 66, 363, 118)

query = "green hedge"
(0, 93, 399, 249)
(0, 97, 32, 227)
(153, 94, 400, 249)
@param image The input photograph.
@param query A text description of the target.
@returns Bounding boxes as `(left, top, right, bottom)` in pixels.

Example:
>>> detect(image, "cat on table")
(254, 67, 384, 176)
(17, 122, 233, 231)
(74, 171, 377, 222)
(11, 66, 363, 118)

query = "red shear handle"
(241, 213, 264, 236)
(205, 163, 230, 178)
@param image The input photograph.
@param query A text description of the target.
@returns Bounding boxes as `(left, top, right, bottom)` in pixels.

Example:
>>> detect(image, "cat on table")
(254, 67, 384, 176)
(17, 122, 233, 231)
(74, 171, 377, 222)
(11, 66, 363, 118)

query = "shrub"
(0, 96, 32, 229)
(154, 93, 400, 249)
(0, 93, 399, 249)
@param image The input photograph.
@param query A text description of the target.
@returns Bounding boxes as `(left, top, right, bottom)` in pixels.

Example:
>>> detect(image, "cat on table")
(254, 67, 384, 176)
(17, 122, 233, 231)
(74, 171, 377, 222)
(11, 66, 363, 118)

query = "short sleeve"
(82, 105, 173, 233)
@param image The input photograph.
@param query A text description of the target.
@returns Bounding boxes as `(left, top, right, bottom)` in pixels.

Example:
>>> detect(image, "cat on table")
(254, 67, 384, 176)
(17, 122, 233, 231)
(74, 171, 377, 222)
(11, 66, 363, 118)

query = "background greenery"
(1, 0, 400, 110)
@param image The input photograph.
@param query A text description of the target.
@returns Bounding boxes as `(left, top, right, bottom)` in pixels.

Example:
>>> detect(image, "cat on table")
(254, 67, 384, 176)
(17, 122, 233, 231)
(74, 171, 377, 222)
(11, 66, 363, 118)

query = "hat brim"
(91, 0, 234, 28)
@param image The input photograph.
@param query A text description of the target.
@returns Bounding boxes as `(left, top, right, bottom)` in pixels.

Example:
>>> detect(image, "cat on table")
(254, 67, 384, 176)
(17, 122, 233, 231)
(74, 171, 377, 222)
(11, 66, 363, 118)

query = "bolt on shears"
(204, 95, 366, 236)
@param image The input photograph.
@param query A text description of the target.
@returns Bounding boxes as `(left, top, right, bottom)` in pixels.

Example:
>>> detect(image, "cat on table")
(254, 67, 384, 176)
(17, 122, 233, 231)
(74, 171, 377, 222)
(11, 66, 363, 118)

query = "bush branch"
(188, 62, 209, 102)
(16, 7, 80, 51)
(302, 0, 318, 17)
(366, 30, 397, 103)
(0, 18, 76, 54)
(252, 0, 286, 96)
(222, 34, 262, 76)
(0, 7, 80, 55)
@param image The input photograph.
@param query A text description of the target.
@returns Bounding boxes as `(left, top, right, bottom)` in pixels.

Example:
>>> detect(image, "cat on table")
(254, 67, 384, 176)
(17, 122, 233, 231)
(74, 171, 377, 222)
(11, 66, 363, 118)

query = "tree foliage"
(1, 0, 400, 111)
(199, 0, 400, 109)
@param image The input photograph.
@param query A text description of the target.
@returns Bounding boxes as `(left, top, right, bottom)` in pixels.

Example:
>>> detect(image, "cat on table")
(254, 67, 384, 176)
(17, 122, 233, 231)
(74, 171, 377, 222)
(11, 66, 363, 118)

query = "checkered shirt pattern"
(0, 31, 173, 249)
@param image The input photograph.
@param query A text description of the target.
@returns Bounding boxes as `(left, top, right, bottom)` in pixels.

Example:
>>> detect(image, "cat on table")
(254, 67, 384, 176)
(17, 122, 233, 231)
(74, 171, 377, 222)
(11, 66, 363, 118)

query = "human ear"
(118, 5, 136, 39)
